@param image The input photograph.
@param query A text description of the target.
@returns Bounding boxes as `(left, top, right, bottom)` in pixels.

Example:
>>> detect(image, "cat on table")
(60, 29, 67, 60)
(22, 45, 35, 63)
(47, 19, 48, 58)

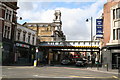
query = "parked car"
(75, 58, 87, 67)
(61, 59, 71, 65)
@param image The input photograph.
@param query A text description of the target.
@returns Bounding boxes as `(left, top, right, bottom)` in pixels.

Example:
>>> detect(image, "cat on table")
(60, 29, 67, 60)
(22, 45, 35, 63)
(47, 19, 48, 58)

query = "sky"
(17, 0, 107, 41)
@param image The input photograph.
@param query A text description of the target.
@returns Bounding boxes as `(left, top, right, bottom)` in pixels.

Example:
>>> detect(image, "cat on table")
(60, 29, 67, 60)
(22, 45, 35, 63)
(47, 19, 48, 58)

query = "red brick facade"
(103, 1, 119, 46)
(0, 2, 18, 65)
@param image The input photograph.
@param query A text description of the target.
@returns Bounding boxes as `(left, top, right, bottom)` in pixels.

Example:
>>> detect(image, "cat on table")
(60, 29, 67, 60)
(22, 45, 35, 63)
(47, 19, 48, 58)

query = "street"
(1, 65, 119, 80)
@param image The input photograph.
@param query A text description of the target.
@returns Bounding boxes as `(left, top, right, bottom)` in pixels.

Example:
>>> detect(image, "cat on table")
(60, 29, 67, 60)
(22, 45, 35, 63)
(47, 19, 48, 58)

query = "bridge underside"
(39, 46, 99, 49)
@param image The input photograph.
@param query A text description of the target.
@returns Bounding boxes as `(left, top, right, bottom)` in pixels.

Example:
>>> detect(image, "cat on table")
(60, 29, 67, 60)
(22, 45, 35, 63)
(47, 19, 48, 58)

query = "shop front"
(14, 42, 36, 65)
(101, 45, 120, 69)
(2, 41, 14, 65)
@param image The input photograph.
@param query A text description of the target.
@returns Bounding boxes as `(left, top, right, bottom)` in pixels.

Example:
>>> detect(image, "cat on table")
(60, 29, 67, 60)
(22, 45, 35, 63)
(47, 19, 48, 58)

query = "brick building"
(23, 10, 66, 42)
(101, 0, 120, 69)
(0, 2, 18, 65)
(23, 10, 66, 64)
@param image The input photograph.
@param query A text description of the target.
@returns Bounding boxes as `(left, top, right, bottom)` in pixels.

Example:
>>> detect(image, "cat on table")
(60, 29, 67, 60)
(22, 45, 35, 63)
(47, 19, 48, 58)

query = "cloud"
(17, 1, 106, 41)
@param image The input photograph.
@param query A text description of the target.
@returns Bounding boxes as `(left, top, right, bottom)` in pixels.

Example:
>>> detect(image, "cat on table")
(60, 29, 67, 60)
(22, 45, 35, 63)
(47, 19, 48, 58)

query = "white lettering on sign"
(16, 43, 30, 48)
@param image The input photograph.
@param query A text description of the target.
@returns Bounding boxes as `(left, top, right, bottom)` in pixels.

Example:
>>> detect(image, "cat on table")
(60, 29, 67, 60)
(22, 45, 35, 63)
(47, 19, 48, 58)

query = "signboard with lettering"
(16, 43, 30, 48)
(96, 19, 103, 38)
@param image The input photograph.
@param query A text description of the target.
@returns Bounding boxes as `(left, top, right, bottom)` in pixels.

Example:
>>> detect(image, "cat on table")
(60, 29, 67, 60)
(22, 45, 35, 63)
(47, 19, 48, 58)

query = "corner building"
(0, 2, 18, 65)
(102, 0, 120, 69)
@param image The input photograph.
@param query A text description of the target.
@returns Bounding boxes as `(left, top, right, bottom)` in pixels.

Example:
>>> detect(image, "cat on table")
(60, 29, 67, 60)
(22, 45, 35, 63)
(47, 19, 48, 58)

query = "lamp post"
(86, 17, 93, 61)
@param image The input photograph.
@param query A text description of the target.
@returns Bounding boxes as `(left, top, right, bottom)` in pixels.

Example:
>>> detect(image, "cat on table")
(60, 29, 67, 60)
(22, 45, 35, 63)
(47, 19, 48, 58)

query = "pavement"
(87, 67, 118, 74)
(52, 64, 119, 74)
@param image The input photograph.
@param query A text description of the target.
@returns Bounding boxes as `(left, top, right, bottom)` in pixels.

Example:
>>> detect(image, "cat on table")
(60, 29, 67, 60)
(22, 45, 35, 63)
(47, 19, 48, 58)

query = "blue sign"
(96, 19, 103, 38)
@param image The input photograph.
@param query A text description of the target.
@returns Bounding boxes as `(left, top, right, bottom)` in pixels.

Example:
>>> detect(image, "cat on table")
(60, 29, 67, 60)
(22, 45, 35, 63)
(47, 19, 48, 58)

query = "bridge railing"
(39, 40, 100, 47)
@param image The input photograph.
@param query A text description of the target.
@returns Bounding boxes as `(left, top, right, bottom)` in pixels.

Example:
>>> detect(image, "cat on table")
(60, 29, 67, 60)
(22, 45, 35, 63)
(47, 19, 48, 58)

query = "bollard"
(107, 63, 108, 71)
(105, 64, 108, 71)
(97, 64, 99, 70)
(34, 60, 37, 67)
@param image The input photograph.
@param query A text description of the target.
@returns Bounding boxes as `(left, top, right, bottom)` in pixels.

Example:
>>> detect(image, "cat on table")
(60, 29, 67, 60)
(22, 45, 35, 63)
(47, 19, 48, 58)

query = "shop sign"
(16, 43, 30, 48)
(112, 49, 120, 53)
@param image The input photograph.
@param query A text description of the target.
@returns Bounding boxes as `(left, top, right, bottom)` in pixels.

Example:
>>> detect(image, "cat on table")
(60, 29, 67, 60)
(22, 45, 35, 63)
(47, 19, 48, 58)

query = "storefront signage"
(16, 43, 30, 48)
(96, 19, 103, 38)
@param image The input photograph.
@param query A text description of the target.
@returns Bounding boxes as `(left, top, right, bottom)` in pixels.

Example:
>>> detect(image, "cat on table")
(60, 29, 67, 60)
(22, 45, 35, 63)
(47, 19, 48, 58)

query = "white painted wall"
(16, 24, 37, 45)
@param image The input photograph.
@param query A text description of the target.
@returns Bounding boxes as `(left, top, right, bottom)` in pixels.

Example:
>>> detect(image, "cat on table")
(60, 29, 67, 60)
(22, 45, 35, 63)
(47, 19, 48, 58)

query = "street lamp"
(86, 17, 93, 60)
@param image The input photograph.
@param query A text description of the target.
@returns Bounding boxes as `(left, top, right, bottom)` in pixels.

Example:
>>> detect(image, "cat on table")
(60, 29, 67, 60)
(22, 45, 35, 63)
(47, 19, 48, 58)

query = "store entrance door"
(112, 53, 120, 69)
(16, 47, 30, 65)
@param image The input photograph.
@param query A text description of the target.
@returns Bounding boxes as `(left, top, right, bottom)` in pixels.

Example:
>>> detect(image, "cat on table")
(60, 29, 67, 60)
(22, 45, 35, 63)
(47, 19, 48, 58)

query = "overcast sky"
(17, 0, 107, 41)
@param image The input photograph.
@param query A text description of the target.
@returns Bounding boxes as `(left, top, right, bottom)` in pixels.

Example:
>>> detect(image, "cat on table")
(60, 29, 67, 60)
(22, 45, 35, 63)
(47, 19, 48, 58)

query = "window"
(17, 32, 21, 41)
(4, 26, 11, 39)
(116, 29, 118, 40)
(8, 11, 12, 20)
(5, 9, 12, 21)
(116, 8, 120, 19)
(4, 26, 7, 38)
(113, 9, 115, 19)
(5, 9, 8, 20)
(46, 27, 49, 31)
(118, 28, 120, 40)
(32, 35, 35, 45)
(113, 29, 115, 40)
(23, 32, 26, 42)
(28, 34, 31, 43)
(7, 27, 10, 38)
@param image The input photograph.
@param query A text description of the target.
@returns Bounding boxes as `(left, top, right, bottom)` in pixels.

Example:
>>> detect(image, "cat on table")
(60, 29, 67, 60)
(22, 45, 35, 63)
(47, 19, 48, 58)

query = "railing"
(39, 41, 100, 47)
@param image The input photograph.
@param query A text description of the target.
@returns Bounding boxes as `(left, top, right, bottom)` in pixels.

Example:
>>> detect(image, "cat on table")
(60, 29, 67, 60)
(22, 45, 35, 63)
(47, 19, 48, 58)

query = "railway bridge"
(38, 40, 101, 64)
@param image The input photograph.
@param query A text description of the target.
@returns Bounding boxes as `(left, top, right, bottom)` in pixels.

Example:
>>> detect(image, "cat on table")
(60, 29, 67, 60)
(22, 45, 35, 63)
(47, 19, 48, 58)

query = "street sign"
(96, 19, 103, 38)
